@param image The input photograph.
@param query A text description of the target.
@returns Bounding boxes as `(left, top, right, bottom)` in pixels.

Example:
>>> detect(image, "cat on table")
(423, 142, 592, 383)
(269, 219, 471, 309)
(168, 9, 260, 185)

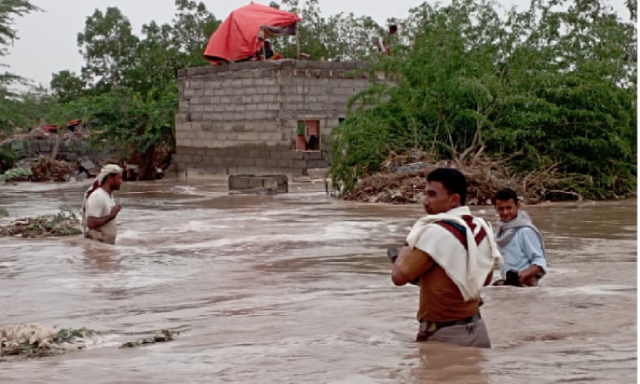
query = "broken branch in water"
(120, 330, 178, 349)
(542, 189, 584, 201)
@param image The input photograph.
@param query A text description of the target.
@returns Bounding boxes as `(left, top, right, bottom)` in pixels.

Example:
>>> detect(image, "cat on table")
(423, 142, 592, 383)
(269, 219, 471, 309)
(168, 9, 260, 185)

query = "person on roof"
(373, 25, 399, 55)
(259, 40, 283, 60)
(384, 24, 399, 55)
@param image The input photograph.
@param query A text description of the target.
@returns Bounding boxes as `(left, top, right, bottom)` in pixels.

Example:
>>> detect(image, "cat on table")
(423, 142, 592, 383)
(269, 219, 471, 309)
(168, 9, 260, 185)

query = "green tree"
(278, 0, 382, 61)
(122, 20, 179, 96)
(0, 86, 57, 131)
(330, 0, 637, 199)
(0, 0, 41, 135)
(47, 1, 221, 179)
(77, 7, 139, 90)
(330, 13, 382, 61)
(171, 0, 221, 67)
(79, 85, 178, 180)
(50, 70, 85, 103)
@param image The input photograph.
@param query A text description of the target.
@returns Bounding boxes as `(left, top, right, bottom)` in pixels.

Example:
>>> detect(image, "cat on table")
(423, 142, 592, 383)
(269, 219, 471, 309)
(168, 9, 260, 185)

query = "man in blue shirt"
(492, 188, 547, 287)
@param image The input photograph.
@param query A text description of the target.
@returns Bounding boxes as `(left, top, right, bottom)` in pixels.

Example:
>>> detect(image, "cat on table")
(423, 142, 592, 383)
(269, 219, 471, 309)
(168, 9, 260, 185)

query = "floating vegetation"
(120, 330, 178, 349)
(0, 167, 32, 184)
(0, 208, 82, 238)
(0, 324, 96, 359)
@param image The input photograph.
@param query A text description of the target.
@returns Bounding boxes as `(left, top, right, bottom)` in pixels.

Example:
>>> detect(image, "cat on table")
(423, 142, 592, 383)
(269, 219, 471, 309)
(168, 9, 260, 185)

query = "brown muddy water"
(0, 179, 636, 384)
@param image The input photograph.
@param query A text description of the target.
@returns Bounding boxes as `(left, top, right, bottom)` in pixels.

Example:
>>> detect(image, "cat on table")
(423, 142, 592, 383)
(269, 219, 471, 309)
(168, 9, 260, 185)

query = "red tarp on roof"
(204, 2, 301, 63)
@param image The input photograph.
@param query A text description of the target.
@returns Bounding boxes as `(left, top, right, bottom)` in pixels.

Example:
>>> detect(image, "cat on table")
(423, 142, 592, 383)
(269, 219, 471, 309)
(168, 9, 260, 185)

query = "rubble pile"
(29, 157, 76, 182)
(0, 209, 83, 238)
(1, 156, 103, 183)
(76, 157, 102, 179)
(0, 324, 96, 359)
(343, 150, 574, 205)
(1, 124, 168, 182)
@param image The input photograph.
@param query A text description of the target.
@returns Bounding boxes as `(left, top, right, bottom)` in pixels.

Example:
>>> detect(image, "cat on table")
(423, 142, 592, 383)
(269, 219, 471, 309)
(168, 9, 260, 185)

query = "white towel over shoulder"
(406, 206, 503, 301)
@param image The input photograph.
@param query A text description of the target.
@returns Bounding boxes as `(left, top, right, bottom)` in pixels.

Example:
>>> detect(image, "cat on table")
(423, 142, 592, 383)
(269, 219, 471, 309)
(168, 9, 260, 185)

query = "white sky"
(4, 0, 631, 88)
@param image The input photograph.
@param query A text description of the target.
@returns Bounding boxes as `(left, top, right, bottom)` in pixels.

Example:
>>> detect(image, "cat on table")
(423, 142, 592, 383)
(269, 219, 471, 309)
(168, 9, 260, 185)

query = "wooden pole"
(261, 27, 266, 61)
(295, 23, 301, 60)
(262, 39, 267, 61)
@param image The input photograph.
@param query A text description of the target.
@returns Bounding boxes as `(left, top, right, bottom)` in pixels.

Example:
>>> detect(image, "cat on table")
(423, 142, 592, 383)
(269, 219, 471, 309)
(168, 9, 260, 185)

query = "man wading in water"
(492, 188, 547, 287)
(81, 164, 123, 245)
(391, 168, 502, 348)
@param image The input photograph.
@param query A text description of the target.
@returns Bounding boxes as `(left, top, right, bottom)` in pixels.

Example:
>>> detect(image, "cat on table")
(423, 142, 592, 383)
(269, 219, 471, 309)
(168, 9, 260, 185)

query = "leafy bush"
(0, 166, 32, 184)
(330, 0, 637, 200)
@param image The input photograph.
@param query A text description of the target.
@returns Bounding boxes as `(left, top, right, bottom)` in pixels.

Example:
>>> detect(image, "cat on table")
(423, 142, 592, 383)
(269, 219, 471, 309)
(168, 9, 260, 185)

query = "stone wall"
(6, 138, 116, 163)
(174, 60, 372, 177)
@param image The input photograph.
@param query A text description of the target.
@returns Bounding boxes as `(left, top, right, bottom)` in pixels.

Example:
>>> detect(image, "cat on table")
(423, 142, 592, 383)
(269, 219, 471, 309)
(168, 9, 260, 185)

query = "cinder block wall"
(5, 138, 116, 163)
(174, 60, 372, 177)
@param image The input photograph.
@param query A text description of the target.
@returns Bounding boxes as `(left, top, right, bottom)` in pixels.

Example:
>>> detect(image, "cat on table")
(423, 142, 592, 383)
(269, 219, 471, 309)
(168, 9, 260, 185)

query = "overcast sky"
(4, 0, 630, 88)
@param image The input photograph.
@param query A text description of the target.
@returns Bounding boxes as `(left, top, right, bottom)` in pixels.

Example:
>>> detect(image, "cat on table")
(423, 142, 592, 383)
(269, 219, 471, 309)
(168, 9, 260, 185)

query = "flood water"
(0, 179, 636, 384)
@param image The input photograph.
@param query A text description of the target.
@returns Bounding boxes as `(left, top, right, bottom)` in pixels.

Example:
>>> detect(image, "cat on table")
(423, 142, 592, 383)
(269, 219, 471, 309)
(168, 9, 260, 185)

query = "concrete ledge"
(177, 60, 372, 79)
(229, 174, 289, 193)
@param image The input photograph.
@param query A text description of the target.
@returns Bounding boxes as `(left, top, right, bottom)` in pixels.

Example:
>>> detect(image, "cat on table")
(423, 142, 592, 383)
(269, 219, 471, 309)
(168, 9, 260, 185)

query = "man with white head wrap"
(81, 164, 123, 245)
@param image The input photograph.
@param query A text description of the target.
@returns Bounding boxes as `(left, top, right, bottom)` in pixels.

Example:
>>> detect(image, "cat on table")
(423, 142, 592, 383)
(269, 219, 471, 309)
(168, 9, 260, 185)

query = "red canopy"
(204, 2, 302, 63)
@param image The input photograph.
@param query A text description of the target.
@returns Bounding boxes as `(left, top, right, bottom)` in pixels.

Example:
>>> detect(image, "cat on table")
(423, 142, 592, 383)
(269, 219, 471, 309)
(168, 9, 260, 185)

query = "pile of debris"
(76, 157, 102, 180)
(1, 123, 170, 182)
(0, 324, 96, 359)
(343, 149, 580, 205)
(0, 209, 83, 238)
(0, 156, 104, 184)
(120, 330, 178, 349)
(29, 157, 76, 182)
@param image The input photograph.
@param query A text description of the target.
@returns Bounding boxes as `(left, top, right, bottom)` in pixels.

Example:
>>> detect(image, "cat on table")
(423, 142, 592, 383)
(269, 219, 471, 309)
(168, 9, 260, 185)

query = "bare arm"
(391, 247, 434, 286)
(518, 265, 543, 281)
(518, 228, 546, 281)
(391, 247, 412, 286)
(87, 204, 121, 230)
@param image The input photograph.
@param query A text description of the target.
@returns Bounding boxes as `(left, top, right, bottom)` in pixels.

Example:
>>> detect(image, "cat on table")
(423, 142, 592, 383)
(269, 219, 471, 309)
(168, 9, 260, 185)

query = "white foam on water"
(325, 375, 380, 384)
(547, 267, 579, 275)
(116, 229, 144, 240)
(164, 218, 390, 251)
(173, 220, 233, 233)
(544, 285, 636, 297)
(214, 216, 275, 222)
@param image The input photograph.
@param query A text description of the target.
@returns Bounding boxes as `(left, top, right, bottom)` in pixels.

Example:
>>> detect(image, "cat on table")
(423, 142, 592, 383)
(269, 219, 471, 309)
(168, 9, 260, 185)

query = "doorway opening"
(296, 120, 320, 151)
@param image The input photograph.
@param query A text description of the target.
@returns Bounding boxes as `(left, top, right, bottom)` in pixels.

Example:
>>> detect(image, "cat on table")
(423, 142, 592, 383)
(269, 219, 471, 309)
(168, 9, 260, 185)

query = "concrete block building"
(173, 60, 372, 177)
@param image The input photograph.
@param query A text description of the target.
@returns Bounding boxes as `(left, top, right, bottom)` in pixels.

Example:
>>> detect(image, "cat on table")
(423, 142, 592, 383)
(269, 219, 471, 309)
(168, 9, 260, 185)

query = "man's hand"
(88, 204, 122, 230)
(110, 204, 122, 218)
(518, 265, 543, 283)
(391, 247, 413, 286)
(397, 246, 411, 262)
